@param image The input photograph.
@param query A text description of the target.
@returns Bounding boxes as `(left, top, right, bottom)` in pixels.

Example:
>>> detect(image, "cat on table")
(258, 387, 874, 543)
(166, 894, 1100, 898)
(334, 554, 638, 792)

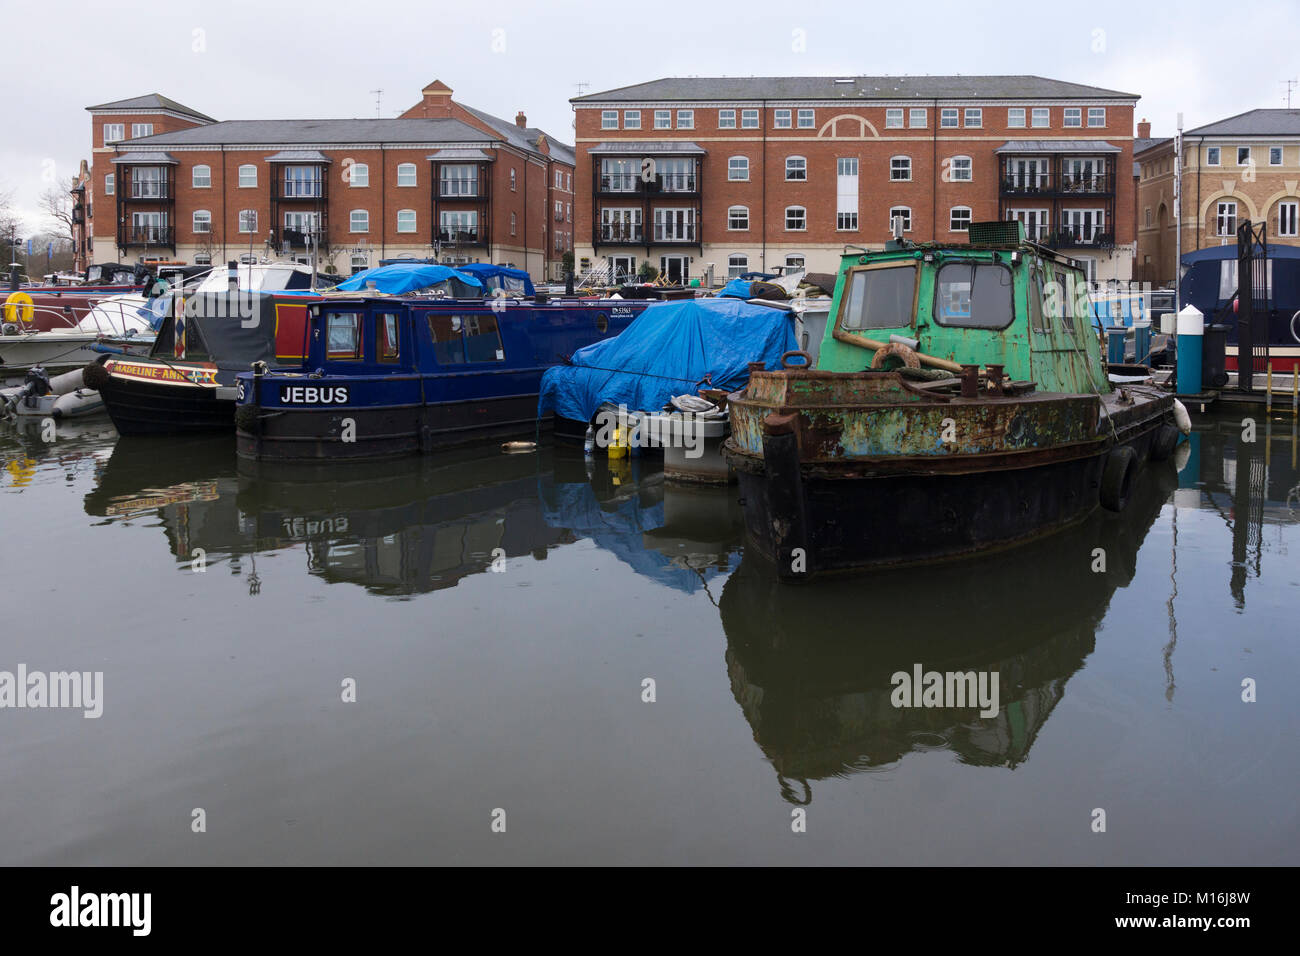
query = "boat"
(2, 262, 145, 332)
(234, 290, 649, 463)
(722, 220, 1186, 581)
(0, 293, 161, 373)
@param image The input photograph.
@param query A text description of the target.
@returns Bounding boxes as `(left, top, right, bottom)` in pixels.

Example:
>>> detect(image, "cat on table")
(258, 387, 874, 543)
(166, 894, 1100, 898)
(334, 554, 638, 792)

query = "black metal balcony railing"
(599, 224, 643, 243)
(124, 226, 174, 247)
(1000, 168, 1115, 196)
(438, 228, 484, 246)
(129, 180, 172, 199)
(598, 173, 698, 194)
(1045, 225, 1115, 249)
(652, 223, 697, 242)
(279, 227, 328, 248)
(1058, 170, 1115, 194)
(277, 180, 325, 199)
(1000, 176, 1052, 195)
(439, 180, 479, 197)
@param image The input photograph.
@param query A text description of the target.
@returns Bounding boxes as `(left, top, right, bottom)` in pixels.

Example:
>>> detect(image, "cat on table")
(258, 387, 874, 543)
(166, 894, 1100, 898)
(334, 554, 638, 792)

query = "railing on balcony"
(1000, 175, 1052, 195)
(1058, 170, 1115, 195)
(1000, 165, 1114, 196)
(123, 226, 174, 247)
(438, 228, 485, 246)
(276, 179, 325, 200)
(129, 177, 173, 200)
(279, 227, 329, 249)
(599, 224, 643, 243)
(439, 179, 480, 198)
(598, 173, 698, 194)
(1045, 224, 1115, 249)
(652, 223, 697, 243)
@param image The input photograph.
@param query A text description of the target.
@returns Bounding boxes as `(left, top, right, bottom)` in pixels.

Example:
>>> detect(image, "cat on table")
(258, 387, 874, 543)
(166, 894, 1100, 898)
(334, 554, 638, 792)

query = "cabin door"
(1028, 260, 1097, 393)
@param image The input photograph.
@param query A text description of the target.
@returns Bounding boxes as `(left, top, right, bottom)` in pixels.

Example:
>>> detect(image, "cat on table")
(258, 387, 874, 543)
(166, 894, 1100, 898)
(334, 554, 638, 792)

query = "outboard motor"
(23, 366, 51, 398)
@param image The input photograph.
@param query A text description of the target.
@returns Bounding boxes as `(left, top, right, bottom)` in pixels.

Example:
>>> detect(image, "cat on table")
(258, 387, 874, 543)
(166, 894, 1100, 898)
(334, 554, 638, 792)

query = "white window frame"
(727, 156, 750, 181)
(349, 209, 369, 233)
(949, 206, 972, 232)
(890, 156, 912, 181)
(836, 157, 858, 176)
(510, 168, 517, 191)
(349, 162, 369, 187)
(718, 109, 736, 129)
(103, 123, 125, 144)
(797, 108, 815, 129)
(785, 156, 807, 182)
(727, 254, 748, 279)
(654, 110, 671, 130)
(1087, 107, 1106, 127)
(1206, 146, 1221, 166)
(238, 209, 257, 233)
(238, 164, 257, 188)
(885, 108, 903, 129)
(623, 110, 641, 130)
(940, 108, 958, 128)
(741, 109, 759, 129)
(1031, 107, 1050, 129)
(104, 173, 115, 195)
(676, 110, 693, 129)
(1236, 146, 1252, 166)
(397, 209, 418, 234)
(510, 212, 517, 236)
(396, 163, 417, 187)
(727, 205, 749, 230)
(888, 206, 912, 232)
(774, 108, 792, 129)
(1215, 201, 1237, 236)
(1269, 146, 1284, 166)
(131, 123, 153, 138)
(964, 108, 982, 128)
(1277, 200, 1299, 237)
(1008, 108, 1026, 129)
(909, 108, 927, 129)
(785, 254, 806, 271)
(784, 206, 806, 231)
(949, 155, 972, 181)
(192, 165, 211, 188)
(836, 211, 858, 231)
(194, 254, 212, 266)
(1063, 108, 1082, 128)
(192, 210, 211, 234)
(601, 110, 618, 129)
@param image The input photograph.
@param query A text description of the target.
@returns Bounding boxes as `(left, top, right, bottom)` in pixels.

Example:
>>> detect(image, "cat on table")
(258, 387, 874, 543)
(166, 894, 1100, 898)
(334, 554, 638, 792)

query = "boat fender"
(869, 342, 921, 370)
(502, 441, 537, 454)
(1099, 446, 1138, 512)
(82, 360, 111, 390)
(233, 404, 260, 432)
(1171, 399, 1192, 436)
(1150, 422, 1181, 462)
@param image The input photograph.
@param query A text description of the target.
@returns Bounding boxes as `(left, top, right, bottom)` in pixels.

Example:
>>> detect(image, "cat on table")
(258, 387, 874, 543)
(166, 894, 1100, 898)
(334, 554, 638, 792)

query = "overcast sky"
(3, 0, 1296, 235)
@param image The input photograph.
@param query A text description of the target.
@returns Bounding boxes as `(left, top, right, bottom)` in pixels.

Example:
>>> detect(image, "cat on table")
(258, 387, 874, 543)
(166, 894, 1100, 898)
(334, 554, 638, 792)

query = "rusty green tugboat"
(723, 221, 1183, 581)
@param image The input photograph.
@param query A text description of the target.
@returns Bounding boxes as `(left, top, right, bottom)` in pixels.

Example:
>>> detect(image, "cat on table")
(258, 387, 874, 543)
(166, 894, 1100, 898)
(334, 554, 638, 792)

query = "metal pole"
(1174, 112, 1183, 315)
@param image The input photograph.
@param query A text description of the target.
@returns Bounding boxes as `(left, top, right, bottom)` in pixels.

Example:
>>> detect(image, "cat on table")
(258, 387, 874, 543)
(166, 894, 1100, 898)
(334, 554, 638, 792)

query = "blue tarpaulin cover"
(716, 279, 755, 299)
(457, 263, 536, 296)
(537, 297, 798, 423)
(333, 263, 482, 295)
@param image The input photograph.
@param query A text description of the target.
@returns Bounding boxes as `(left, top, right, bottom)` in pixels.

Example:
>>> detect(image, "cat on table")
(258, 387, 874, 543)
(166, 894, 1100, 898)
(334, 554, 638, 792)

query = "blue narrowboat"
(234, 295, 648, 462)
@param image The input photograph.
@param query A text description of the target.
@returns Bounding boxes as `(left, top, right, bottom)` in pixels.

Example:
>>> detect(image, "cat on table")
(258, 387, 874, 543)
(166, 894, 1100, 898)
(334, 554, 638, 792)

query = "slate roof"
(116, 118, 495, 146)
(1133, 136, 1170, 155)
(86, 94, 217, 123)
(1184, 109, 1300, 136)
(457, 103, 576, 164)
(574, 75, 1139, 103)
(995, 139, 1120, 153)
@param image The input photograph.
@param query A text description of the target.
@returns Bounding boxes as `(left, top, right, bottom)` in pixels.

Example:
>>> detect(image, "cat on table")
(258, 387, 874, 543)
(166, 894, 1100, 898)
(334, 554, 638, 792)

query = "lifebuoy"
(3, 292, 34, 325)
(1100, 445, 1138, 512)
(870, 341, 921, 370)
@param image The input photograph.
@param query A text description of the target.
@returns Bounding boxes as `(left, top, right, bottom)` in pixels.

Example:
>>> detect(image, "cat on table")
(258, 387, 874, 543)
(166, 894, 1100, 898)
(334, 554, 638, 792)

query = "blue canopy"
(457, 263, 536, 296)
(333, 263, 482, 295)
(537, 297, 798, 423)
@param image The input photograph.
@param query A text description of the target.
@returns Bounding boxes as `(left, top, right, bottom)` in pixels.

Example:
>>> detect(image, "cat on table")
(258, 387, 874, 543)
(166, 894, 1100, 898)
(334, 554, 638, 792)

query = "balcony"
(651, 223, 697, 243)
(598, 224, 644, 244)
(273, 180, 325, 201)
(279, 227, 329, 249)
(438, 228, 486, 247)
(121, 226, 174, 248)
(439, 180, 480, 198)
(1043, 224, 1114, 250)
(129, 178, 173, 200)
(597, 173, 698, 196)
(1000, 167, 1115, 197)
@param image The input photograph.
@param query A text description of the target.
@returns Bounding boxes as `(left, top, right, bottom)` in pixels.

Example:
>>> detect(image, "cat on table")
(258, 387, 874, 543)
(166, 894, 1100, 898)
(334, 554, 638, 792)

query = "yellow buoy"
(3, 291, 35, 325)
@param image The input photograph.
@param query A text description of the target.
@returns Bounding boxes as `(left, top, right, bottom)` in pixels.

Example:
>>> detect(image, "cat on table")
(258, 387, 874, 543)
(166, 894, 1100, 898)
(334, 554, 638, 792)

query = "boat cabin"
(817, 221, 1112, 395)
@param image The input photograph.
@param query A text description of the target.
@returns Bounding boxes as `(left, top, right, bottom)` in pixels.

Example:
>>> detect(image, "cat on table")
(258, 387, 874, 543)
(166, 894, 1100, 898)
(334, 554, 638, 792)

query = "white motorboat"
(0, 293, 160, 373)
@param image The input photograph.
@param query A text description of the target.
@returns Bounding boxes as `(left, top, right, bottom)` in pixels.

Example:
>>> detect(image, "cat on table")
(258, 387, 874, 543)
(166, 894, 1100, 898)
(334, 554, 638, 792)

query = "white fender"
(52, 389, 105, 419)
(1172, 399, 1192, 436)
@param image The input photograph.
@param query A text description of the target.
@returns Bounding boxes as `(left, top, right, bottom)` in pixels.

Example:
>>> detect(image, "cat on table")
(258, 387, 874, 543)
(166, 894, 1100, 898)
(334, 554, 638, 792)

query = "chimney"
(1137, 118, 1151, 139)
(516, 111, 527, 128)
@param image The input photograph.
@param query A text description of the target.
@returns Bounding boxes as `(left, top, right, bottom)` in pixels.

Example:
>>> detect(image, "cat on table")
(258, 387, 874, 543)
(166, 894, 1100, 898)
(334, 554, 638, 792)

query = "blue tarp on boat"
(457, 263, 536, 296)
(333, 264, 483, 295)
(537, 297, 798, 424)
(716, 279, 756, 299)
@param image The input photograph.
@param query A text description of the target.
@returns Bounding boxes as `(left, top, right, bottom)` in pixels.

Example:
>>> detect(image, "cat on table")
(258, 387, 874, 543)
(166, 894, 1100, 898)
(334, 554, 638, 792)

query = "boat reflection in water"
(718, 458, 1180, 804)
(1, 416, 118, 490)
(539, 450, 743, 595)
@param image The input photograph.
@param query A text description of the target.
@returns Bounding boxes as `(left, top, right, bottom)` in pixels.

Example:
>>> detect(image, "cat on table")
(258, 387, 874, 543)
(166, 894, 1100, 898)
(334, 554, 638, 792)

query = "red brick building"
(83, 82, 575, 279)
(572, 75, 1139, 285)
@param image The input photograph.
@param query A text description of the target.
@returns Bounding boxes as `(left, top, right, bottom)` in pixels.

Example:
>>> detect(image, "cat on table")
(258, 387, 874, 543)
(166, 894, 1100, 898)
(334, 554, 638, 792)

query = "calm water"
(1, 413, 1296, 865)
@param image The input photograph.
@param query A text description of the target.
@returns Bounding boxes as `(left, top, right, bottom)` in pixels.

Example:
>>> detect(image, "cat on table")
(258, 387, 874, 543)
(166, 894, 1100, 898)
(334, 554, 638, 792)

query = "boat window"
(463, 314, 505, 363)
(376, 313, 400, 363)
(326, 312, 363, 360)
(838, 265, 916, 331)
(1053, 270, 1077, 333)
(427, 314, 466, 365)
(1028, 262, 1049, 333)
(933, 263, 1014, 330)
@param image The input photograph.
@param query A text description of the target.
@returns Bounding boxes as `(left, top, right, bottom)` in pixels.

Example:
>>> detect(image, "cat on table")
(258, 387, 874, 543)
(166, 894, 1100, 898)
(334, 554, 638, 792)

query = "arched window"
(728, 254, 748, 279)
(396, 163, 417, 187)
(889, 156, 911, 181)
(727, 206, 749, 230)
(396, 209, 417, 233)
(785, 156, 807, 181)
(785, 206, 806, 231)
(192, 165, 211, 188)
(238, 164, 257, 187)
(348, 162, 369, 187)
(728, 156, 749, 181)
(349, 210, 369, 233)
(192, 210, 211, 234)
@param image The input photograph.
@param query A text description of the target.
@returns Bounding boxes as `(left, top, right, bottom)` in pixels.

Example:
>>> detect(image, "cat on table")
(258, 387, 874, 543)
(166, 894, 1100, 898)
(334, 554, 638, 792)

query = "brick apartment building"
(1135, 109, 1300, 285)
(571, 75, 1139, 285)
(79, 83, 575, 279)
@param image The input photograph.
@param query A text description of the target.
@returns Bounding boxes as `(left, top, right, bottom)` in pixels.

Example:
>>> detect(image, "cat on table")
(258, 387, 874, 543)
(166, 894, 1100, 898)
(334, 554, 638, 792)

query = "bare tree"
(40, 178, 77, 248)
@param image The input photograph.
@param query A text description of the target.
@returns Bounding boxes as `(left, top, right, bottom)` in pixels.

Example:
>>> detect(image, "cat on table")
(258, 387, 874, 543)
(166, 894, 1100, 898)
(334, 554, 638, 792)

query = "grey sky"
(3, 0, 1296, 235)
